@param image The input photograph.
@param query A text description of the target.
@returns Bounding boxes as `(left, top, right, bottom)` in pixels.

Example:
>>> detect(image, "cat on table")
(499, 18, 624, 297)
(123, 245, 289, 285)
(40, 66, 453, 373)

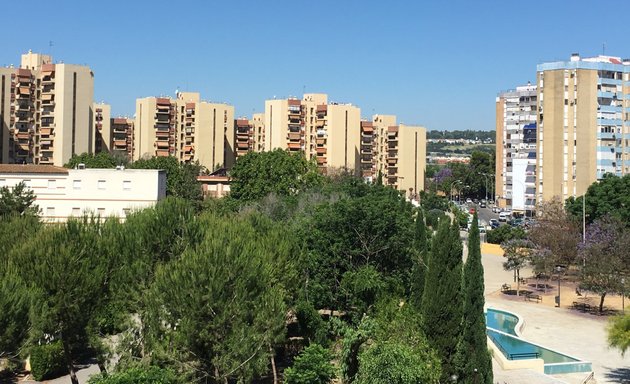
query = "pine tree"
(410, 208, 428, 309)
(421, 218, 463, 381)
(455, 212, 493, 383)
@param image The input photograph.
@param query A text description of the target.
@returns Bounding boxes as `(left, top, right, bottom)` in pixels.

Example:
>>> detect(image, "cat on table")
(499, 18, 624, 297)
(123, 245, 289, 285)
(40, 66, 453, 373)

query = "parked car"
(492, 206, 501, 213)
(498, 211, 510, 222)
(479, 202, 486, 208)
(466, 198, 473, 204)
(489, 219, 500, 229)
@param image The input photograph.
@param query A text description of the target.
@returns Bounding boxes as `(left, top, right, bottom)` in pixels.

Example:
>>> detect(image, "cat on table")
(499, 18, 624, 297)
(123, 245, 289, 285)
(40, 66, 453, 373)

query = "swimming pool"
(486, 308, 592, 374)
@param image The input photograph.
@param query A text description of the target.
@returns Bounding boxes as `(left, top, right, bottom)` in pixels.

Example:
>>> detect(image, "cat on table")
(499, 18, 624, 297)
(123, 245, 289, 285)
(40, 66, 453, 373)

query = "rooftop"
(0, 164, 68, 174)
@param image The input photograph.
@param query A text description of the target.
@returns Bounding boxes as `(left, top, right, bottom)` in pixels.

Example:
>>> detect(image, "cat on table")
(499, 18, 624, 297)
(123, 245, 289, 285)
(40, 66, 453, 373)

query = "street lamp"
(450, 180, 462, 203)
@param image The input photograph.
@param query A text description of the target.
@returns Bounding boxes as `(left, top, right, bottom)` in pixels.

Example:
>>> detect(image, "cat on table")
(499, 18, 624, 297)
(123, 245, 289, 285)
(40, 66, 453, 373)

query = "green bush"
(30, 341, 66, 381)
(284, 344, 335, 384)
(425, 209, 446, 229)
(88, 366, 178, 384)
(486, 225, 526, 244)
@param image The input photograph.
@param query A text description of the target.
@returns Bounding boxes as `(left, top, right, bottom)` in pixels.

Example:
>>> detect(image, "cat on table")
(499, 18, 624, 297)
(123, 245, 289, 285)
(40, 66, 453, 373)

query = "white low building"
(0, 165, 166, 221)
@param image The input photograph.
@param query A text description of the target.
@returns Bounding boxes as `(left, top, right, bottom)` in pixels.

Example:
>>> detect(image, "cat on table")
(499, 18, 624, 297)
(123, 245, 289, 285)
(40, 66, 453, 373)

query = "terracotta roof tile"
(0, 164, 68, 174)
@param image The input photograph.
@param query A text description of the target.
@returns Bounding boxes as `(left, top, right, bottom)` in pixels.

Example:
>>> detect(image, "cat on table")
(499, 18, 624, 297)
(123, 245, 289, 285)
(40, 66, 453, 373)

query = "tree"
(88, 366, 179, 384)
(129, 156, 202, 202)
(486, 225, 526, 245)
(455, 212, 493, 383)
(284, 344, 335, 384)
(229, 149, 322, 202)
(501, 239, 533, 296)
(355, 342, 440, 384)
(528, 197, 580, 276)
(578, 216, 629, 313)
(410, 208, 428, 309)
(64, 152, 125, 169)
(144, 215, 290, 382)
(566, 174, 630, 226)
(608, 314, 630, 356)
(421, 219, 463, 381)
(0, 181, 39, 217)
(9, 218, 115, 384)
(301, 183, 414, 311)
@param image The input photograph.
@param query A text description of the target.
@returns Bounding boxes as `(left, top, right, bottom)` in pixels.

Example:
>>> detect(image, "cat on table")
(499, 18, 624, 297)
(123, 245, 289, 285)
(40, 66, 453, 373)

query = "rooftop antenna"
(49, 40, 54, 59)
(603, 42, 606, 56)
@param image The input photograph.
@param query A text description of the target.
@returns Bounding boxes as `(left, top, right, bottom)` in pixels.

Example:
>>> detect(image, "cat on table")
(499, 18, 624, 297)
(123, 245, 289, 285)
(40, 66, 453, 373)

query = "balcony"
(288, 132, 301, 141)
(316, 147, 327, 155)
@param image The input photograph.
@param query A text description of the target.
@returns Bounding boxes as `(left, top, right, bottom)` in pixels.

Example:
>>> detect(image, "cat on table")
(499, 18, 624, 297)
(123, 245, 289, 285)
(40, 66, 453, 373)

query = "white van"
(498, 211, 510, 222)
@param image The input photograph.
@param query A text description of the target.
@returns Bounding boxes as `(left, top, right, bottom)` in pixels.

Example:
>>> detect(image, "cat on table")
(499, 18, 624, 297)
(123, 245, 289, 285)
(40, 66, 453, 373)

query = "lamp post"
(450, 180, 462, 203)
(622, 277, 626, 313)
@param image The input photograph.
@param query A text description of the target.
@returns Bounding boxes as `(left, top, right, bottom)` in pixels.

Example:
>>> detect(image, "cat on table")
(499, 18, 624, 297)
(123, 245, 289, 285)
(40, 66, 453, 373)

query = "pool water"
(486, 308, 592, 374)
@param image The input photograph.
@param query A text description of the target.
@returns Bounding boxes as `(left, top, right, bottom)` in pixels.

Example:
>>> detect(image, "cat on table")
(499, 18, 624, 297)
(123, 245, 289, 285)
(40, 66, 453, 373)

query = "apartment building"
(111, 117, 134, 160)
(263, 93, 361, 174)
(372, 115, 426, 196)
(536, 53, 630, 202)
(134, 92, 234, 171)
(252, 113, 265, 152)
(93, 102, 111, 153)
(0, 164, 166, 222)
(359, 121, 376, 180)
(234, 118, 255, 160)
(495, 84, 537, 213)
(0, 51, 95, 166)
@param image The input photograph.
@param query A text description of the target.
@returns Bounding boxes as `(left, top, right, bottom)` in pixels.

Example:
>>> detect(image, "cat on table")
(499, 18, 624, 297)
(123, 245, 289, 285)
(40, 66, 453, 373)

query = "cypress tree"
(421, 218, 463, 381)
(455, 212, 493, 383)
(410, 208, 428, 309)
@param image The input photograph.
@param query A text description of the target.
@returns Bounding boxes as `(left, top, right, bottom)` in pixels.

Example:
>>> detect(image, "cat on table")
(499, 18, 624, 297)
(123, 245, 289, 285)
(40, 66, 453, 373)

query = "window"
(122, 180, 131, 190)
(97, 208, 106, 216)
(23, 179, 31, 187)
(73, 179, 81, 189)
(97, 180, 106, 190)
(123, 208, 131, 217)
(48, 179, 56, 189)
(46, 207, 55, 217)
(72, 207, 80, 216)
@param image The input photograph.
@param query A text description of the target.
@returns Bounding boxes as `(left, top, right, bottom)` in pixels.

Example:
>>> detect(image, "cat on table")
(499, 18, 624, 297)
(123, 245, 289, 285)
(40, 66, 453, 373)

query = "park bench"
(525, 293, 542, 303)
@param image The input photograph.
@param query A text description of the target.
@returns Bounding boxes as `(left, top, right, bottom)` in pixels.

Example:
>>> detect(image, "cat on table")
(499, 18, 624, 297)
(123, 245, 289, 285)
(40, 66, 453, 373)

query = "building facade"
(495, 84, 537, 213)
(536, 54, 630, 202)
(110, 117, 134, 160)
(0, 51, 95, 166)
(133, 92, 234, 171)
(0, 164, 166, 222)
(93, 102, 111, 153)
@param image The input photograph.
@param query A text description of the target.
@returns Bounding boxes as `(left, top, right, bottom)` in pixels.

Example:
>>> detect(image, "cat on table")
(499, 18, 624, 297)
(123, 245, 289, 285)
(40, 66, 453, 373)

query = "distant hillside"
(427, 130, 495, 143)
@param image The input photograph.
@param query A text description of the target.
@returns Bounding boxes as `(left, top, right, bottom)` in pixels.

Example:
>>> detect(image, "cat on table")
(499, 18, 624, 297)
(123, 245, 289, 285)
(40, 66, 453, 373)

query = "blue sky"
(3, 0, 628, 131)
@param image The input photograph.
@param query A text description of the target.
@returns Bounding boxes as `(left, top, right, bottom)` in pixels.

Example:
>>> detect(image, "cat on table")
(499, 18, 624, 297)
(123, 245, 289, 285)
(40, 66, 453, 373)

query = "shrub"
(486, 225, 526, 244)
(284, 344, 335, 384)
(425, 209, 446, 229)
(88, 366, 179, 384)
(30, 341, 66, 381)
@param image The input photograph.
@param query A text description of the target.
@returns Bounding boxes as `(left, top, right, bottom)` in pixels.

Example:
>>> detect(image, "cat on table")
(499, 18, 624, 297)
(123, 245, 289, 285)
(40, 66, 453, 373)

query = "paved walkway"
(481, 246, 630, 384)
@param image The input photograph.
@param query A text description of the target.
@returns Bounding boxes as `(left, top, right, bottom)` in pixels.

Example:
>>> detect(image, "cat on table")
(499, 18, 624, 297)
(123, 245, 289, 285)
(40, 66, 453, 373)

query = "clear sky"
(3, 0, 629, 131)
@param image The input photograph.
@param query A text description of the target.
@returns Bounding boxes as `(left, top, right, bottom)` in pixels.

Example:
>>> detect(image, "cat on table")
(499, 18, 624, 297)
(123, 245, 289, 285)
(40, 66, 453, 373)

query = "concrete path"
(481, 246, 630, 384)
(20, 365, 100, 384)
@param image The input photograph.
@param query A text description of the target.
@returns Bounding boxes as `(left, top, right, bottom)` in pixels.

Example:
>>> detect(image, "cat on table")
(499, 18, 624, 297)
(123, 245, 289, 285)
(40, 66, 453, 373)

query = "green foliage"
(455, 213, 493, 383)
(144, 214, 291, 382)
(566, 174, 630, 226)
(425, 208, 446, 229)
(419, 191, 448, 211)
(486, 224, 526, 245)
(284, 344, 335, 384)
(64, 152, 124, 169)
(341, 265, 386, 316)
(301, 183, 414, 311)
(229, 149, 323, 202)
(30, 342, 66, 381)
(427, 130, 495, 142)
(88, 366, 179, 384)
(421, 219, 463, 381)
(410, 209, 428, 309)
(355, 341, 440, 384)
(608, 314, 630, 357)
(129, 156, 202, 202)
(334, 316, 376, 383)
(294, 300, 329, 346)
(0, 182, 39, 217)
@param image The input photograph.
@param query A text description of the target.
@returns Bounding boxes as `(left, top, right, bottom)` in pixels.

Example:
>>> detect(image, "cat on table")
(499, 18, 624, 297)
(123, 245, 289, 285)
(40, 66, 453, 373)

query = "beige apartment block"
(359, 121, 376, 180)
(234, 118, 255, 160)
(252, 113, 265, 152)
(134, 92, 234, 171)
(536, 54, 630, 202)
(0, 51, 95, 166)
(111, 117, 134, 160)
(372, 115, 426, 196)
(94, 103, 111, 153)
(263, 93, 361, 174)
